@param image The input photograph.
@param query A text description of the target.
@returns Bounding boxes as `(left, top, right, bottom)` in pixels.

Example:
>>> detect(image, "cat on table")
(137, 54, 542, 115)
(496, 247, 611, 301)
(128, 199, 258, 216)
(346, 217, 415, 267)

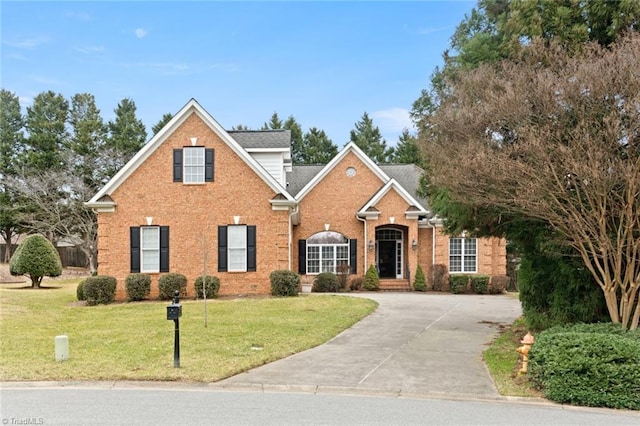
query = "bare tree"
(422, 35, 640, 329)
(6, 169, 98, 273)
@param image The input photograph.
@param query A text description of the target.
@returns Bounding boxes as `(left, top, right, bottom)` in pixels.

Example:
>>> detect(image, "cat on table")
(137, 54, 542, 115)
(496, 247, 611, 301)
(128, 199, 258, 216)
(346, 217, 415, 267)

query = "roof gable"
(358, 179, 429, 217)
(295, 142, 390, 200)
(88, 99, 295, 205)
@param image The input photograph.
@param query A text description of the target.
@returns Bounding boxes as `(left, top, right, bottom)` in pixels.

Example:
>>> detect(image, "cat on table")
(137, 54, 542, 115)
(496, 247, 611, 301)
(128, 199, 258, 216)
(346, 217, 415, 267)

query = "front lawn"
(0, 278, 377, 382)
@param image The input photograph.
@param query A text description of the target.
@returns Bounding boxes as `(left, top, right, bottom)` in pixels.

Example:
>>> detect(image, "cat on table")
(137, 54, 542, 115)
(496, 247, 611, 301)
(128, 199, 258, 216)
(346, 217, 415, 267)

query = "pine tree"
(283, 115, 304, 164)
(302, 127, 338, 164)
(261, 112, 283, 130)
(152, 113, 173, 135)
(105, 98, 147, 177)
(349, 112, 393, 163)
(24, 91, 69, 172)
(391, 129, 421, 165)
(69, 93, 107, 191)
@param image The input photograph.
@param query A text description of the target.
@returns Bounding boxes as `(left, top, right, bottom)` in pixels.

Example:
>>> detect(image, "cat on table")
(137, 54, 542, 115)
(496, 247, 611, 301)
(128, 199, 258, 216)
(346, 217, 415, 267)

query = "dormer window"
(173, 147, 214, 183)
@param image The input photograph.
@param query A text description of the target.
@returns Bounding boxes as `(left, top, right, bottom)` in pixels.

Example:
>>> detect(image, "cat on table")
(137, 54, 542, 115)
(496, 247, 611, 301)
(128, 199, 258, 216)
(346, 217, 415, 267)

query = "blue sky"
(1, 1, 475, 146)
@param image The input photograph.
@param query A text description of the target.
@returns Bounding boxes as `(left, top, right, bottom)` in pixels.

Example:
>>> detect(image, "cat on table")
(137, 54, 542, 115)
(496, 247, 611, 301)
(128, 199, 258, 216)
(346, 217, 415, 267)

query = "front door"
(375, 228, 404, 279)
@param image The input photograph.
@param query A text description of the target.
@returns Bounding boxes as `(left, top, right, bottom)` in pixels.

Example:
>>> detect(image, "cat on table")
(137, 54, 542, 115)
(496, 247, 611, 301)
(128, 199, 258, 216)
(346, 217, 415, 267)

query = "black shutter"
(205, 148, 214, 182)
(349, 239, 357, 274)
(173, 149, 183, 182)
(247, 225, 256, 272)
(218, 226, 227, 272)
(298, 240, 306, 274)
(130, 227, 140, 273)
(160, 226, 169, 272)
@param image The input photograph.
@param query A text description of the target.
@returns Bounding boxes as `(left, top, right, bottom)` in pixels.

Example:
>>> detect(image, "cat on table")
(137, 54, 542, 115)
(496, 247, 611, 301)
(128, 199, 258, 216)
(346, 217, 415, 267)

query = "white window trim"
(228, 225, 247, 272)
(183, 146, 205, 184)
(306, 243, 349, 275)
(141, 226, 160, 273)
(449, 237, 478, 273)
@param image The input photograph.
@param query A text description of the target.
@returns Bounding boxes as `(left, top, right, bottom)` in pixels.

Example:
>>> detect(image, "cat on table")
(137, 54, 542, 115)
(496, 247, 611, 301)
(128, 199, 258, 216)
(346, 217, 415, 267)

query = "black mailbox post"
(166, 290, 182, 368)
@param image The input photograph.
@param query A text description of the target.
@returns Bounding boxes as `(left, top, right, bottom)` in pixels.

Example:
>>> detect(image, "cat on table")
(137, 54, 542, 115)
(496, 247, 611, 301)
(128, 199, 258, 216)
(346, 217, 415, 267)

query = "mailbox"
(166, 290, 182, 320)
(167, 304, 182, 320)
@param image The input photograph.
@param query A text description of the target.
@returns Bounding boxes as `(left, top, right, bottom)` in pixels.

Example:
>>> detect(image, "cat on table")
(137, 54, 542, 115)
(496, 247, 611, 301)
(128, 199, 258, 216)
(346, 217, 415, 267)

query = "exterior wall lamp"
(368, 240, 374, 251)
(412, 239, 418, 250)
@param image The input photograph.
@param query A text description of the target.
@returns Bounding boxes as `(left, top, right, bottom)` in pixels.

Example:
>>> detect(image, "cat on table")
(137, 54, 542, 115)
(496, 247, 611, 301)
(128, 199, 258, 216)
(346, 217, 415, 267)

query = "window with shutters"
(141, 226, 160, 272)
(306, 231, 349, 274)
(218, 225, 256, 272)
(183, 147, 205, 183)
(228, 225, 247, 272)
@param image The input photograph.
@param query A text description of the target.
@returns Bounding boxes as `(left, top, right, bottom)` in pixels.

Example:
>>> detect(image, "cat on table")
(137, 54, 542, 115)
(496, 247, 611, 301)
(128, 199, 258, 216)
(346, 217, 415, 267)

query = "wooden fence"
(1, 244, 87, 268)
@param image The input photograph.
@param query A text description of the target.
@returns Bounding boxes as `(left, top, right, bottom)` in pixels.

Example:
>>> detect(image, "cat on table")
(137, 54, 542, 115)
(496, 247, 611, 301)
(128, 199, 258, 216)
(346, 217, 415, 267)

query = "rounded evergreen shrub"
(158, 273, 187, 300)
(9, 234, 62, 288)
(413, 265, 427, 291)
(83, 275, 117, 305)
(363, 264, 380, 291)
(471, 275, 490, 294)
(270, 270, 300, 297)
(449, 275, 469, 294)
(76, 280, 86, 301)
(194, 275, 221, 299)
(313, 272, 340, 293)
(125, 273, 151, 301)
(529, 323, 640, 410)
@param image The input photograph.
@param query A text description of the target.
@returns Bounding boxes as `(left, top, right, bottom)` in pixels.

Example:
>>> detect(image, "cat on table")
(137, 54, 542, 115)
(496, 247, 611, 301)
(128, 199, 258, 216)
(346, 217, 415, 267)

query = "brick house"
(86, 99, 506, 299)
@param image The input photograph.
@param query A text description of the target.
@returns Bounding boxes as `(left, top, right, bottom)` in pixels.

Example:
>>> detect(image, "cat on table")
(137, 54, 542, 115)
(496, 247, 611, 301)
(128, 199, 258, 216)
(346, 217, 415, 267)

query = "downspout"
(288, 205, 299, 271)
(356, 214, 367, 272)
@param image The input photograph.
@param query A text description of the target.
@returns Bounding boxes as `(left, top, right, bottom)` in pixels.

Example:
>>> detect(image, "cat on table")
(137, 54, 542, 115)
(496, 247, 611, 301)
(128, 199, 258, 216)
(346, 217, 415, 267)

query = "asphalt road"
(1, 385, 639, 425)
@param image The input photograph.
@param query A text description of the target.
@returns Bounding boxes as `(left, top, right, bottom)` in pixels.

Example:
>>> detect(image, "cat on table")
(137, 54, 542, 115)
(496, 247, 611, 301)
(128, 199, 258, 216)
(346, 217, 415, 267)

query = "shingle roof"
(287, 162, 429, 211)
(286, 165, 325, 196)
(227, 130, 291, 149)
(379, 164, 429, 211)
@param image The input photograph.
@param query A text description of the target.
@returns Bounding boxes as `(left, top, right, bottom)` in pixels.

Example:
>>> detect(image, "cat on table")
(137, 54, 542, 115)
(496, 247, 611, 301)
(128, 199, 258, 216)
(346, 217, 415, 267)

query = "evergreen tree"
(69, 93, 107, 191)
(231, 124, 251, 131)
(152, 113, 173, 135)
(105, 98, 147, 177)
(261, 112, 283, 130)
(24, 91, 69, 172)
(349, 112, 393, 163)
(283, 115, 304, 164)
(301, 127, 338, 164)
(0, 90, 25, 261)
(391, 129, 421, 165)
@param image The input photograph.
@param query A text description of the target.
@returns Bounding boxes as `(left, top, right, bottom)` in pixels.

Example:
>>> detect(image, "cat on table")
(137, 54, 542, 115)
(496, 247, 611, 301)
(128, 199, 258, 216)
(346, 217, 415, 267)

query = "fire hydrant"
(516, 332, 535, 374)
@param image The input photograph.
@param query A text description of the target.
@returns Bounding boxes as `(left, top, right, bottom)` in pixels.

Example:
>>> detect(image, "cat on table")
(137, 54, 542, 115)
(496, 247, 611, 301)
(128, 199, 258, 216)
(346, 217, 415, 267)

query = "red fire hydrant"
(516, 332, 535, 374)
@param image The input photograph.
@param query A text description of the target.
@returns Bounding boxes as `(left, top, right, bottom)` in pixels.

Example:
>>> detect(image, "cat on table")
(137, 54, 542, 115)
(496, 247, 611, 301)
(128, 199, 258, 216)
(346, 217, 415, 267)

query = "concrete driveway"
(215, 293, 522, 399)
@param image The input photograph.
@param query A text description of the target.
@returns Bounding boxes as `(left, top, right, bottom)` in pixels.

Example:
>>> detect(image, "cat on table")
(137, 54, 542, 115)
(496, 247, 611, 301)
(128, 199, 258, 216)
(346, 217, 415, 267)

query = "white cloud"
(3, 36, 50, 49)
(371, 108, 415, 133)
(135, 28, 148, 39)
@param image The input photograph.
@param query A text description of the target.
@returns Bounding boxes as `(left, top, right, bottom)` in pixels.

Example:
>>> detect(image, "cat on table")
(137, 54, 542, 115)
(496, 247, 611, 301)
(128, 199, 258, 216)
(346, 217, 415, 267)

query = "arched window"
(306, 231, 349, 274)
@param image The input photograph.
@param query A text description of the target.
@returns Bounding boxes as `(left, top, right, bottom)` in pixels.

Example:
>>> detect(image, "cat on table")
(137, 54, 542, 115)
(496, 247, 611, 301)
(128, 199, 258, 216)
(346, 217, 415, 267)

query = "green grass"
(483, 316, 541, 397)
(0, 278, 377, 382)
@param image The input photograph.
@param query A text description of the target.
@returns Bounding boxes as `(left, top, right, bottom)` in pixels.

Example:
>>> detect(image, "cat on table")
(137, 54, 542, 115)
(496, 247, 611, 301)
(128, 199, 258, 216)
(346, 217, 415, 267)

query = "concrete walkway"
(215, 293, 522, 399)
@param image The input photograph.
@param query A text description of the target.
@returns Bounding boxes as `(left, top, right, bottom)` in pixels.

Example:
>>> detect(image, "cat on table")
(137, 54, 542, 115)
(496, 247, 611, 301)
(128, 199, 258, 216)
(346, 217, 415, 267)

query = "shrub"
(471, 275, 490, 294)
(313, 272, 340, 293)
(83, 275, 117, 305)
(9, 234, 62, 288)
(363, 265, 380, 291)
(76, 280, 86, 301)
(194, 275, 221, 299)
(336, 264, 351, 290)
(449, 275, 469, 294)
(413, 265, 427, 292)
(431, 264, 448, 292)
(269, 270, 299, 297)
(489, 275, 510, 294)
(125, 273, 151, 301)
(158, 273, 187, 300)
(529, 323, 640, 410)
(349, 276, 364, 291)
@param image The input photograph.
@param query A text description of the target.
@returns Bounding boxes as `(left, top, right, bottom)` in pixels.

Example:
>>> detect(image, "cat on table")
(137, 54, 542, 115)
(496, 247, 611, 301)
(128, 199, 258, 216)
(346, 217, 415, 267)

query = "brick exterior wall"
(97, 113, 289, 300)
(95, 108, 507, 300)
